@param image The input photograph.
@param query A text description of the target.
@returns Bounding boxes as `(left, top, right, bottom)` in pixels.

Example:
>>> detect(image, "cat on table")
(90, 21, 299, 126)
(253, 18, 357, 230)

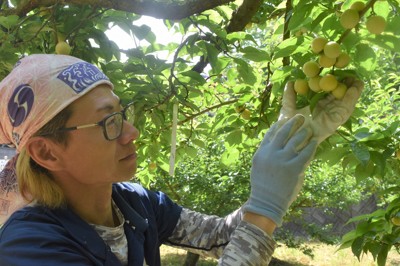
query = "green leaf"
(272, 37, 309, 59)
(270, 66, 294, 83)
(234, 58, 257, 85)
(226, 32, 254, 42)
(180, 70, 206, 85)
(241, 46, 270, 62)
(184, 146, 198, 158)
(124, 63, 148, 75)
(377, 243, 390, 266)
(139, 173, 151, 188)
(204, 42, 220, 71)
(367, 35, 400, 54)
(310, 9, 331, 31)
(386, 16, 400, 35)
(226, 130, 243, 146)
(355, 162, 374, 183)
(316, 146, 347, 165)
(0, 15, 19, 29)
(148, 143, 161, 158)
(131, 24, 152, 41)
(367, 241, 384, 261)
(221, 148, 240, 167)
(354, 43, 377, 74)
(191, 139, 206, 149)
(347, 209, 386, 224)
(351, 142, 370, 166)
(288, 3, 314, 31)
(351, 236, 364, 261)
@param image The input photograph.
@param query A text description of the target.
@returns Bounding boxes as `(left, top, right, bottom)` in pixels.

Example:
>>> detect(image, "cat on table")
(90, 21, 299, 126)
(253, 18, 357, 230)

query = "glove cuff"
(243, 200, 285, 227)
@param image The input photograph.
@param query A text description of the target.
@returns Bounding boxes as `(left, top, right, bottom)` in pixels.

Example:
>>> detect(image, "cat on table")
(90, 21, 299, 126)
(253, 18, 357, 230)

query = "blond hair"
(17, 106, 72, 208)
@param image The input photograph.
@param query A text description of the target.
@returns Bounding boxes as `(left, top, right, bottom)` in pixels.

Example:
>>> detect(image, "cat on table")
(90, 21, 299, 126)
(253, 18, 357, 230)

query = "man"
(0, 54, 362, 265)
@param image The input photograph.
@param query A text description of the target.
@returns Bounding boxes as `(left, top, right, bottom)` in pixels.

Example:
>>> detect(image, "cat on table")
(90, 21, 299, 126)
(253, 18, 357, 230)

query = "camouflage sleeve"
(165, 208, 241, 258)
(218, 220, 276, 265)
(165, 208, 276, 263)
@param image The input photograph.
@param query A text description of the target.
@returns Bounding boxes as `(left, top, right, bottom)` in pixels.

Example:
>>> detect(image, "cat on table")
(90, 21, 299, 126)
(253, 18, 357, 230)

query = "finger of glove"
(294, 138, 318, 166)
(320, 86, 361, 126)
(341, 85, 363, 108)
(352, 80, 364, 91)
(271, 114, 305, 149)
(314, 82, 361, 121)
(279, 82, 297, 120)
(284, 126, 313, 155)
(343, 78, 364, 91)
(342, 76, 356, 88)
(258, 119, 286, 147)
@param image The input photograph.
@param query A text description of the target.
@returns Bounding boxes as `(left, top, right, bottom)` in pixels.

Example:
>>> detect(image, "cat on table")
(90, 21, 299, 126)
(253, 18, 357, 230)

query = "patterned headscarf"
(0, 54, 113, 224)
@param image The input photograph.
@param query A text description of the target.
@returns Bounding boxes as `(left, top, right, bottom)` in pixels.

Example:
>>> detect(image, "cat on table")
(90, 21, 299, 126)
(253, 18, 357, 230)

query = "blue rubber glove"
(243, 114, 318, 226)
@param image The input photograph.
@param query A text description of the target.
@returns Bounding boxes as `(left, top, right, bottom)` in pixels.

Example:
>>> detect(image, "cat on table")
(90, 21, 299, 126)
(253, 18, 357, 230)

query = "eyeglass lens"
(124, 104, 135, 125)
(104, 103, 135, 140)
(105, 114, 123, 140)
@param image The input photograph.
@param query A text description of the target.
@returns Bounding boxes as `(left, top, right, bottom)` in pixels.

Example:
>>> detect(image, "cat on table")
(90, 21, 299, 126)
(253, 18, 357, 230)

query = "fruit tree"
(0, 0, 399, 264)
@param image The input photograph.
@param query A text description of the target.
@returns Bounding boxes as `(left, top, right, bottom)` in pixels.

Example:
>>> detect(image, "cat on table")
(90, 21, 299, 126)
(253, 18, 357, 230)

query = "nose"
(119, 121, 139, 144)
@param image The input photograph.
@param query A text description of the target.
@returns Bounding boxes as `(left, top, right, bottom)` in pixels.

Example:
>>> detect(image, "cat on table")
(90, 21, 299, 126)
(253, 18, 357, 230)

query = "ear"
(25, 137, 64, 172)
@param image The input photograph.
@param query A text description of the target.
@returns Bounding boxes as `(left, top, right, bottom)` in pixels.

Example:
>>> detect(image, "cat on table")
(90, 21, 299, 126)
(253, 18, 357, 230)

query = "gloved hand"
(243, 114, 318, 226)
(279, 78, 364, 143)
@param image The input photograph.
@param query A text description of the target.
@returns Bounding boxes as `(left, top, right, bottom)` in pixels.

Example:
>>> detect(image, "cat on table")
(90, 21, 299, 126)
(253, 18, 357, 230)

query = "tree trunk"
(184, 252, 200, 266)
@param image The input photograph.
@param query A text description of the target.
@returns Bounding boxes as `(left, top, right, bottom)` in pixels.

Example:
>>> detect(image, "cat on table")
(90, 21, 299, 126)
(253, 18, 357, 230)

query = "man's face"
(53, 85, 139, 186)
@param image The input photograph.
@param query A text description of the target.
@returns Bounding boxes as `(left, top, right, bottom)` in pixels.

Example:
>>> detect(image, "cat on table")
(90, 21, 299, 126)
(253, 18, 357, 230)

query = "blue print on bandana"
(57, 62, 109, 93)
(7, 84, 34, 127)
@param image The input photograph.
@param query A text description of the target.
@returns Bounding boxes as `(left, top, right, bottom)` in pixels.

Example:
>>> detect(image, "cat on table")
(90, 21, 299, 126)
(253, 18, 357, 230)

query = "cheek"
(65, 138, 118, 170)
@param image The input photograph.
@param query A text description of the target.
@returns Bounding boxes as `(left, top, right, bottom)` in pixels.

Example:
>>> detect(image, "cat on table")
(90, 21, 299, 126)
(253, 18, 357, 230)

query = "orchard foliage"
(0, 0, 400, 263)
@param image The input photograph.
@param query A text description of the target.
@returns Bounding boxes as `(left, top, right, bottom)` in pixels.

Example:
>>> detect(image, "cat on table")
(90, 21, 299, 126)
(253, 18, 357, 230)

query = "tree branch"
(192, 0, 263, 73)
(177, 99, 237, 126)
(3, 0, 234, 20)
(282, 0, 292, 66)
(226, 0, 263, 33)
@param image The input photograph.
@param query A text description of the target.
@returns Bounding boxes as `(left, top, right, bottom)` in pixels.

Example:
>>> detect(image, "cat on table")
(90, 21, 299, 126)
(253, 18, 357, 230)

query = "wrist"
(243, 211, 277, 235)
(243, 197, 285, 227)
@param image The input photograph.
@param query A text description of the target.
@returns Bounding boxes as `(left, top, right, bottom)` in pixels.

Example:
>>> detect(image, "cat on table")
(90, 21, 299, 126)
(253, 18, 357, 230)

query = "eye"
(106, 115, 118, 127)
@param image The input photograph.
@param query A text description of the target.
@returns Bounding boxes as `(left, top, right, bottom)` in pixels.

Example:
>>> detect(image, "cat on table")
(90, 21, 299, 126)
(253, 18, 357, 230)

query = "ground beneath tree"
(269, 257, 298, 266)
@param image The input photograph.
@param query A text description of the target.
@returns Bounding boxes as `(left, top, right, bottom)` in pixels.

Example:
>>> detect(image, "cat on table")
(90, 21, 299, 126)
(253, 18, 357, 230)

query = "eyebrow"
(96, 99, 122, 113)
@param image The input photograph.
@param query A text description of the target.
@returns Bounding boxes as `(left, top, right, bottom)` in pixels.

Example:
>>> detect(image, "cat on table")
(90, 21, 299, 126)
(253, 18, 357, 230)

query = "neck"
(58, 180, 116, 226)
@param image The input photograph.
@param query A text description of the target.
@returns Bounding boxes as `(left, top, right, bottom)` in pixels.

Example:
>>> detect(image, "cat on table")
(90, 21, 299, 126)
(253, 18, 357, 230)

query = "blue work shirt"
(0, 182, 182, 266)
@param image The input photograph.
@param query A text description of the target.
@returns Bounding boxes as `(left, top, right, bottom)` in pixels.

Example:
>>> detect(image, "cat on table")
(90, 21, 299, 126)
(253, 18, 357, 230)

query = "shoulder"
(0, 206, 104, 265)
(1, 205, 55, 233)
(113, 182, 174, 207)
(0, 205, 80, 241)
(112, 182, 183, 229)
(0, 207, 71, 262)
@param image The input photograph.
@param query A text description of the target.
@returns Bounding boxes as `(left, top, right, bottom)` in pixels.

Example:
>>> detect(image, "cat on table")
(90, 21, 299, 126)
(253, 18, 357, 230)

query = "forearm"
(218, 220, 276, 266)
(166, 207, 277, 264)
(166, 208, 243, 258)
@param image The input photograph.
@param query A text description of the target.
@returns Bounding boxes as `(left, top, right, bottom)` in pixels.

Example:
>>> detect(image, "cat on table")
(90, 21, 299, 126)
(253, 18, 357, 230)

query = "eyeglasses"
(48, 102, 135, 141)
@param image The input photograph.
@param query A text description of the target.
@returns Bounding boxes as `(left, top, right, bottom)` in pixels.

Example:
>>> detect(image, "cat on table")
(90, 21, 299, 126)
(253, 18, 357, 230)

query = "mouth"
(120, 151, 137, 161)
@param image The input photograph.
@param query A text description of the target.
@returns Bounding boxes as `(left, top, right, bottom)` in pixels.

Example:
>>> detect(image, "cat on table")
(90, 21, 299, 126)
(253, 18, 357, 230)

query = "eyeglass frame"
(39, 102, 135, 141)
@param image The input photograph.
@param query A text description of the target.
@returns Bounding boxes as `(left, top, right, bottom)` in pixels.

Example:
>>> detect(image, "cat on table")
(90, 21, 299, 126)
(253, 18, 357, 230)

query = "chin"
(119, 169, 137, 182)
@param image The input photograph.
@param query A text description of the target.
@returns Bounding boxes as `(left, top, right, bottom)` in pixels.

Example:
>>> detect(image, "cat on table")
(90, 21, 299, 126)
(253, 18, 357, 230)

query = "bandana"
(0, 54, 113, 223)
(0, 54, 113, 151)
